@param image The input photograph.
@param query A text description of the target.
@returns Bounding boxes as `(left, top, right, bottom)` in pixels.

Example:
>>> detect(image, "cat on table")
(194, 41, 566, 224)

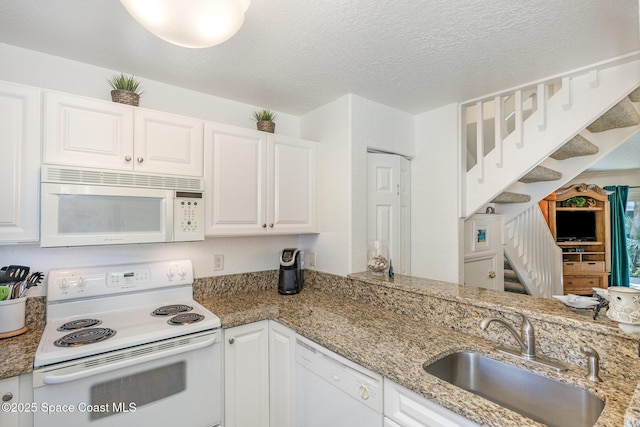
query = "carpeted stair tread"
(550, 134, 598, 160)
(504, 281, 528, 294)
(491, 192, 531, 203)
(519, 165, 562, 183)
(504, 269, 519, 283)
(629, 86, 640, 102)
(586, 97, 640, 132)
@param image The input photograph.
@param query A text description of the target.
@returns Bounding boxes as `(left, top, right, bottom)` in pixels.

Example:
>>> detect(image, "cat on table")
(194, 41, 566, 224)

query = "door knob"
(488, 271, 496, 278)
(124, 155, 132, 162)
(2, 392, 13, 402)
(228, 338, 235, 344)
(137, 157, 144, 163)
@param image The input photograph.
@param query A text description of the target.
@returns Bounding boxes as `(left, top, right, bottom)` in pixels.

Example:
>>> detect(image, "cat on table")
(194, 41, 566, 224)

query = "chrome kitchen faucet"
(480, 313, 568, 372)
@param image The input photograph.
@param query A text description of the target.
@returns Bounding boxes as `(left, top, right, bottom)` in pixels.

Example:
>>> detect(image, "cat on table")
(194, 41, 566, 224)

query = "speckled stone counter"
(3, 271, 640, 426)
(197, 272, 637, 427)
(0, 296, 45, 378)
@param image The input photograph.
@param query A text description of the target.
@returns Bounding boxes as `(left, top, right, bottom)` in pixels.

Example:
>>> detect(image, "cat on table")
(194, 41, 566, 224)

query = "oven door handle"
(41, 333, 218, 385)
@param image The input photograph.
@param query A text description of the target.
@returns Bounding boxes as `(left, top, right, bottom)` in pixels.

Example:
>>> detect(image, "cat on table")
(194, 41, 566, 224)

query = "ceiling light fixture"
(120, 0, 251, 48)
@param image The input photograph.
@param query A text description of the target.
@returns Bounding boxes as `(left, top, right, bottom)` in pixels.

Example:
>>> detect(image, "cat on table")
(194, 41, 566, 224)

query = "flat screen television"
(556, 210, 597, 242)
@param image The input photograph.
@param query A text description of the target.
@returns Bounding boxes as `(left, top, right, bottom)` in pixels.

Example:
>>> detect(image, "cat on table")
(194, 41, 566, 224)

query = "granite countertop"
(198, 286, 632, 427)
(0, 277, 636, 426)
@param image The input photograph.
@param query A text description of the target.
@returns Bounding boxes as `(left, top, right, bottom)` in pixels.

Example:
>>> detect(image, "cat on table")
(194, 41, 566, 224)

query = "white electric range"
(32, 259, 222, 427)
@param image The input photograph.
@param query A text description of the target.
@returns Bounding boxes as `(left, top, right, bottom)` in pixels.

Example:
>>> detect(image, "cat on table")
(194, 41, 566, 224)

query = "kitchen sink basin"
(423, 351, 604, 427)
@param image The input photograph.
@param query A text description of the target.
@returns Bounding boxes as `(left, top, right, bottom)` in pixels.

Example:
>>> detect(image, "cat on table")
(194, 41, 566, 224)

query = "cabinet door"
(464, 255, 501, 291)
(0, 82, 40, 242)
(269, 321, 296, 427)
(134, 109, 204, 176)
(43, 91, 134, 170)
(225, 320, 270, 427)
(0, 376, 19, 426)
(204, 123, 267, 235)
(384, 379, 480, 427)
(268, 134, 317, 234)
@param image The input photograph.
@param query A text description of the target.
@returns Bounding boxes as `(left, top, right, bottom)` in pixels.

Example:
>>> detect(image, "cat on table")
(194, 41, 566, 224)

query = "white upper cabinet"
(204, 122, 317, 236)
(43, 91, 203, 176)
(269, 133, 317, 234)
(0, 81, 41, 242)
(134, 109, 203, 176)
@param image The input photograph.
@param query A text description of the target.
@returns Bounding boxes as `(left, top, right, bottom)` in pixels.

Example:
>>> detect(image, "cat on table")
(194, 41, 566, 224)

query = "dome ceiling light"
(120, 0, 251, 48)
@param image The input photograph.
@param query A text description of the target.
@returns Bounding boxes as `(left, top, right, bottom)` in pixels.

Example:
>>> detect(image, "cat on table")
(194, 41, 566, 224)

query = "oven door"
(33, 331, 222, 427)
(40, 182, 174, 247)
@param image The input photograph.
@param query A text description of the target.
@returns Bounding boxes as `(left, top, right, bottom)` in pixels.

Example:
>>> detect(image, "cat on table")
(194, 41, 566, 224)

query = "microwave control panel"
(174, 192, 204, 241)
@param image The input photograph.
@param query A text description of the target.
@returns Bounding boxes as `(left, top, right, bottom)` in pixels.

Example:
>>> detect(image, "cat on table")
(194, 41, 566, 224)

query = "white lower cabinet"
(384, 379, 479, 427)
(224, 320, 296, 427)
(0, 374, 33, 427)
(224, 320, 270, 427)
(269, 321, 296, 427)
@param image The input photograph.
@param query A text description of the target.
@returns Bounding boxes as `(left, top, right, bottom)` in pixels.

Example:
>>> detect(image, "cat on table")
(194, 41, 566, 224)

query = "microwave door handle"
(41, 333, 218, 385)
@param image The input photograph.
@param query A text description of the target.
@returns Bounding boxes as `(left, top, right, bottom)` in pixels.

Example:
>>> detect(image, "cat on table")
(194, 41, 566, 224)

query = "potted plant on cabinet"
(252, 108, 277, 133)
(108, 73, 143, 106)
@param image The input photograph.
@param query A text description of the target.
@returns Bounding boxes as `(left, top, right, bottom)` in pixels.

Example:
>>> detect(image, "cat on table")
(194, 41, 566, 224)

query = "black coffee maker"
(278, 248, 304, 295)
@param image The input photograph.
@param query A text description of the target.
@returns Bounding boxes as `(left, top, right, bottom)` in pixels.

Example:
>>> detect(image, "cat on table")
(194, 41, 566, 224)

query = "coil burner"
(56, 318, 103, 331)
(54, 328, 117, 347)
(151, 304, 194, 317)
(167, 313, 205, 326)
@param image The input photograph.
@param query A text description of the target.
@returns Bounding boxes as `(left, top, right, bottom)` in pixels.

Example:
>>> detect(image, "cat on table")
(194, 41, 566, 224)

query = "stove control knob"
(167, 269, 175, 281)
(58, 278, 70, 293)
(178, 267, 186, 279)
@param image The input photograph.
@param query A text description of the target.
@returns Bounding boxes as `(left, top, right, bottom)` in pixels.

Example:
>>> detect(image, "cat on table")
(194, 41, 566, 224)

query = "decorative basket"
(111, 89, 140, 107)
(256, 121, 275, 133)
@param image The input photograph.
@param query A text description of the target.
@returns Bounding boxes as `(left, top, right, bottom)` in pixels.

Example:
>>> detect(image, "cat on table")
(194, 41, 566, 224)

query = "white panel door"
(43, 91, 134, 170)
(269, 134, 318, 234)
(367, 153, 411, 274)
(269, 321, 296, 427)
(204, 122, 267, 235)
(134, 109, 204, 176)
(0, 82, 40, 242)
(224, 321, 270, 427)
(464, 255, 500, 290)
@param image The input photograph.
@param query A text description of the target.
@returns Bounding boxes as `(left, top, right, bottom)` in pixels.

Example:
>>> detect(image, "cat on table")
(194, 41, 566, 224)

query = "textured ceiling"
(0, 0, 638, 172)
(0, 0, 638, 115)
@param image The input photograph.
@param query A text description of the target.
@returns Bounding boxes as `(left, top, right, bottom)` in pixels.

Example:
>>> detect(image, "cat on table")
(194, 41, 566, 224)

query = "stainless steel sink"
(423, 351, 604, 427)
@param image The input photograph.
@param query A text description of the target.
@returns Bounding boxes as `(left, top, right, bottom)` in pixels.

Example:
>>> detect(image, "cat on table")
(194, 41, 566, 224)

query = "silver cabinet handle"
(488, 271, 496, 278)
(2, 392, 13, 402)
(269, 223, 274, 228)
(262, 224, 267, 228)
(137, 157, 144, 163)
(124, 155, 132, 162)
(228, 338, 235, 344)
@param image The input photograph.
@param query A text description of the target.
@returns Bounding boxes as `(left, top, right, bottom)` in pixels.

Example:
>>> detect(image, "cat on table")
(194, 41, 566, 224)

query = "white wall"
(0, 43, 300, 135)
(299, 95, 352, 275)
(0, 43, 302, 288)
(412, 104, 463, 283)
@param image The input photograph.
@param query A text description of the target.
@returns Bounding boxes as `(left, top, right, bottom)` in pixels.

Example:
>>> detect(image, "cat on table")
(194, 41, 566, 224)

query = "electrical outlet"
(308, 251, 316, 268)
(213, 254, 224, 271)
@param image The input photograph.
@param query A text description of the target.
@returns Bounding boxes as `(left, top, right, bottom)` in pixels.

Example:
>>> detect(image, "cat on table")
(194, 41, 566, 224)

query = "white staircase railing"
(461, 51, 640, 218)
(503, 205, 563, 298)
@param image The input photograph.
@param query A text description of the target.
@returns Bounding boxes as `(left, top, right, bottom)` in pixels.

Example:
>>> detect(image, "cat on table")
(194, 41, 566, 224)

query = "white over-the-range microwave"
(40, 165, 204, 247)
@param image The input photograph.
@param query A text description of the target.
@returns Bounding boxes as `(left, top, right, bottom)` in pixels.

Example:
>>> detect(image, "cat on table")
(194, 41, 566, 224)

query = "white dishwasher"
(295, 336, 383, 427)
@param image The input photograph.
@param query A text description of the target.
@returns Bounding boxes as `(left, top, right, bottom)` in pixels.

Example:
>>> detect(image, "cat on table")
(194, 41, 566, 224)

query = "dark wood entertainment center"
(545, 184, 611, 295)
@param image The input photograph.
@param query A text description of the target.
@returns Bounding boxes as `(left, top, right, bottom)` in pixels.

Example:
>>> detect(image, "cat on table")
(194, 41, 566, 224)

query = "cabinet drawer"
(563, 262, 581, 273)
(564, 276, 606, 295)
(582, 261, 605, 272)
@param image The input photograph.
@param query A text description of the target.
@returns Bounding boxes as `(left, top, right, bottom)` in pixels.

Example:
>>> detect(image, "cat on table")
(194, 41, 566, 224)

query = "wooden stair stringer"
(464, 59, 640, 217)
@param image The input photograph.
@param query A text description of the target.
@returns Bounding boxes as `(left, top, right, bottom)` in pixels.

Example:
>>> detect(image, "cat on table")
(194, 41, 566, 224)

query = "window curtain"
(605, 185, 629, 286)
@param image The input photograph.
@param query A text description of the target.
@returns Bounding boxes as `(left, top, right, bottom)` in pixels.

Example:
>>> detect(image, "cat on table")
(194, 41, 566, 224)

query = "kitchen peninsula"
(2, 270, 640, 426)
